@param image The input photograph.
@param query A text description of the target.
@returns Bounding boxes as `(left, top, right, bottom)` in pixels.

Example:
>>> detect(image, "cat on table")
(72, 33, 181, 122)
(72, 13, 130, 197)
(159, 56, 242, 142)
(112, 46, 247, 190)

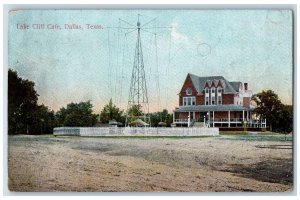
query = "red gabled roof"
(217, 80, 223, 88)
(179, 73, 239, 94)
(179, 74, 198, 94)
(204, 81, 210, 89)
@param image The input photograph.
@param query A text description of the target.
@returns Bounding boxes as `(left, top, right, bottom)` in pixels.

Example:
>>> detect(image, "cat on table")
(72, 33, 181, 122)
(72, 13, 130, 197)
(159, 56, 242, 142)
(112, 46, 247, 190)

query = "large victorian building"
(173, 73, 266, 130)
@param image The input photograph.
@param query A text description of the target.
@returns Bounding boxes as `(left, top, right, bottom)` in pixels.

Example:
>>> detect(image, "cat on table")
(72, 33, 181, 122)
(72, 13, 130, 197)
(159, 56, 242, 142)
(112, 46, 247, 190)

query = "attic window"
(217, 88, 222, 94)
(186, 88, 192, 95)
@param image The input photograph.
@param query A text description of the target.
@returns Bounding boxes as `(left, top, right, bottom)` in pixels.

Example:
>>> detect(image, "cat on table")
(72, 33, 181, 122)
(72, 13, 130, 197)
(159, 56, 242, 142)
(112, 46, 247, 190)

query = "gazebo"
(129, 119, 149, 127)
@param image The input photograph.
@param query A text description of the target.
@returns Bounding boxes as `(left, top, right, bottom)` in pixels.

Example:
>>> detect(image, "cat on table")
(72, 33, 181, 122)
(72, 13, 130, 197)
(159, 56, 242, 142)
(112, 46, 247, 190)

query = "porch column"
(247, 110, 249, 121)
(228, 110, 231, 127)
(213, 111, 215, 127)
(242, 110, 245, 121)
(173, 111, 175, 123)
(188, 112, 190, 127)
(193, 111, 195, 121)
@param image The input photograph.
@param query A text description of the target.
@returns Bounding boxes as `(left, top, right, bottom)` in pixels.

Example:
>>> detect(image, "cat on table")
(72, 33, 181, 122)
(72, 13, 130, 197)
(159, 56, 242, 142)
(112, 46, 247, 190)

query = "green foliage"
(252, 90, 293, 133)
(127, 104, 143, 117)
(28, 104, 56, 134)
(8, 69, 55, 134)
(56, 101, 97, 127)
(150, 109, 173, 127)
(276, 104, 293, 133)
(8, 69, 183, 132)
(126, 104, 144, 124)
(99, 99, 124, 124)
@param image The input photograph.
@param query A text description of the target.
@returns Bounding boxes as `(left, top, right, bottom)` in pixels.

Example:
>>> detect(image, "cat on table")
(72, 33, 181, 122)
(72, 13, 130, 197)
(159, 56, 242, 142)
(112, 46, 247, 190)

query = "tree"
(8, 69, 39, 134)
(276, 105, 293, 133)
(56, 101, 97, 127)
(125, 104, 145, 124)
(127, 104, 143, 117)
(252, 90, 293, 133)
(28, 104, 56, 134)
(99, 99, 124, 124)
(8, 69, 56, 134)
(150, 109, 173, 127)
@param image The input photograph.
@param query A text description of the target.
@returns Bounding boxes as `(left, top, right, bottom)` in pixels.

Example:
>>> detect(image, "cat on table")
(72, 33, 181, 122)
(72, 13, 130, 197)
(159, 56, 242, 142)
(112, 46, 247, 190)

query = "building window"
(217, 87, 222, 105)
(183, 96, 196, 106)
(217, 96, 222, 105)
(211, 96, 215, 105)
(205, 88, 209, 94)
(205, 97, 209, 105)
(186, 88, 192, 95)
(217, 88, 222, 93)
(205, 87, 210, 105)
(211, 88, 215, 95)
(211, 87, 215, 105)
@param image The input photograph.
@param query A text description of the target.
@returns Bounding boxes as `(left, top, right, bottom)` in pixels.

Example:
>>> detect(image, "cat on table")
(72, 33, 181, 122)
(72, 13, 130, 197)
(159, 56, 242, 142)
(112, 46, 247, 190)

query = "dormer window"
(186, 88, 192, 95)
(217, 88, 222, 93)
(217, 87, 222, 105)
(211, 87, 216, 105)
(205, 87, 210, 105)
(205, 88, 209, 94)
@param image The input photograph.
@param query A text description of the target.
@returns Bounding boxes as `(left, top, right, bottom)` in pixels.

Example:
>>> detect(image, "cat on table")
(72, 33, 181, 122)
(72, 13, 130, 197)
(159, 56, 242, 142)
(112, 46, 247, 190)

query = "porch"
(174, 117, 266, 128)
(173, 105, 266, 129)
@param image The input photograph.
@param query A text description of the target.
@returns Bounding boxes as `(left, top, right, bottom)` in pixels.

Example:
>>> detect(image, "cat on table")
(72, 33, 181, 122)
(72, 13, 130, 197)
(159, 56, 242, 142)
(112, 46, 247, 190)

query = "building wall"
(222, 94, 234, 104)
(196, 94, 205, 105)
(177, 111, 247, 120)
(213, 111, 242, 119)
(178, 74, 249, 107)
(243, 97, 250, 107)
(180, 88, 235, 106)
(179, 112, 189, 119)
(179, 75, 198, 106)
(214, 111, 229, 119)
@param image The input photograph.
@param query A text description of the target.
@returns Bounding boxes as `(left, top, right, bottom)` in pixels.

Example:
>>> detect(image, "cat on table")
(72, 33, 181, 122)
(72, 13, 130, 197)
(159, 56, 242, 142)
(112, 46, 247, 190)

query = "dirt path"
(8, 135, 293, 192)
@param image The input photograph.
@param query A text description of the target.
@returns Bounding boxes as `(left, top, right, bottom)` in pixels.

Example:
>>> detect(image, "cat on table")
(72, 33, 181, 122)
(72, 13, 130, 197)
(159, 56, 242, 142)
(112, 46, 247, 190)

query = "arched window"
(186, 88, 192, 95)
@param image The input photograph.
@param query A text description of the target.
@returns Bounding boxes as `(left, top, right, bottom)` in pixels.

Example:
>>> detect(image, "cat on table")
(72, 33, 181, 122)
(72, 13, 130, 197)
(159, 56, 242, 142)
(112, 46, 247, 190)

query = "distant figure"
(206, 119, 210, 128)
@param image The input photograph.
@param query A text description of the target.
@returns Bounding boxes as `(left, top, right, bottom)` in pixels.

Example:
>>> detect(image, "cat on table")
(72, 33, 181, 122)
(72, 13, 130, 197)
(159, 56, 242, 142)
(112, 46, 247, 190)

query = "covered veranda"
(173, 105, 266, 128)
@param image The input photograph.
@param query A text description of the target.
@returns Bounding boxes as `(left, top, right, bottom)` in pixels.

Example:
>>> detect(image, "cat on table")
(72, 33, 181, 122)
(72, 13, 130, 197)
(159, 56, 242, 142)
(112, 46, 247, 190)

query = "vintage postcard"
(7, 9, 293, 192)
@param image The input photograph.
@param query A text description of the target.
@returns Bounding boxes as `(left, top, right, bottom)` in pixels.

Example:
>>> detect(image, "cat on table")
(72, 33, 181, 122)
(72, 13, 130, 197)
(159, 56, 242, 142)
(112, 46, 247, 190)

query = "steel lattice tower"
(125, 17, 150, 126)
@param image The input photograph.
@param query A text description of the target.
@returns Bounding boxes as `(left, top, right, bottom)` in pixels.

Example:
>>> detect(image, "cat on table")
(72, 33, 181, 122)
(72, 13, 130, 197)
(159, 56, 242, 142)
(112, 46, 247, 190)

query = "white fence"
(53, 127, 219, 137)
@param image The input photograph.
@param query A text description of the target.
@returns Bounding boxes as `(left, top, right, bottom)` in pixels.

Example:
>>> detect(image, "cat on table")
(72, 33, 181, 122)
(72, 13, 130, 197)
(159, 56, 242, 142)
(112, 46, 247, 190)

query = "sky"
(8, 10, 293, 113)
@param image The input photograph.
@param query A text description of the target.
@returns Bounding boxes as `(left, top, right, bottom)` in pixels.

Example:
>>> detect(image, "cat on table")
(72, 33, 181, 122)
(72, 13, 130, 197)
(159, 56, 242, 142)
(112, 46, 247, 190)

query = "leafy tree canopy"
(8, 69, 56, 134)
(99, 99, 124, 124)
(127, 104, 143, 117)
(150, 109, 173, 127)
(56, 101, 97, 127)
(252, 90, 292, 133)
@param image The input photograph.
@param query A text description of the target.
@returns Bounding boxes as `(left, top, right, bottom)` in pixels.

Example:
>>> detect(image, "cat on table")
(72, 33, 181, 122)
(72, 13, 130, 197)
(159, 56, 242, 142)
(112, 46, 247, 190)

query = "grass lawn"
(219, 131, 248, 135)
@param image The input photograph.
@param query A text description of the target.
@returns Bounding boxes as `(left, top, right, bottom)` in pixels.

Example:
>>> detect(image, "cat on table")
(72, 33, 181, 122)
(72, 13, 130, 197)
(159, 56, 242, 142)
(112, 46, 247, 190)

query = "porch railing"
(174, 119, 189, 123)
(173, 118, 266, 128)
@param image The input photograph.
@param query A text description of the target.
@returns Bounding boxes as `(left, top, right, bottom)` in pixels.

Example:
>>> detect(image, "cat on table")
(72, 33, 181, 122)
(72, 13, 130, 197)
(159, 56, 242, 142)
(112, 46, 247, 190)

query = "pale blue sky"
(9, 10, 293, 113)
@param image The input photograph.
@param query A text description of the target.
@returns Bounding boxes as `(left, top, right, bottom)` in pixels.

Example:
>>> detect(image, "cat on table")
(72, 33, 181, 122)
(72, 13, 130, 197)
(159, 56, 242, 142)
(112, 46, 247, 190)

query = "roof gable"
(183, 73, 238, 94)
(217, 80, 223, 88)
(179, 74, 198, 94)
(229, 82, 242, 92)
(204, 82, 210, 89)
(188, 73, 201, 93)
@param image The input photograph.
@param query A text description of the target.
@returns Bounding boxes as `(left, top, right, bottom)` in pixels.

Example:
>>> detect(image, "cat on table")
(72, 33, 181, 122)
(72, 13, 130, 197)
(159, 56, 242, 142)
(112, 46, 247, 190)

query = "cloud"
(170, 22, 188, 42)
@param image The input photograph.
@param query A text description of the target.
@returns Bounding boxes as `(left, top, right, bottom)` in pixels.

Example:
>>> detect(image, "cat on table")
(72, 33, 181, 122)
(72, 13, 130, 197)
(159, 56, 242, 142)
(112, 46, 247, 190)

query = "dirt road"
(8, 134, 293, 192)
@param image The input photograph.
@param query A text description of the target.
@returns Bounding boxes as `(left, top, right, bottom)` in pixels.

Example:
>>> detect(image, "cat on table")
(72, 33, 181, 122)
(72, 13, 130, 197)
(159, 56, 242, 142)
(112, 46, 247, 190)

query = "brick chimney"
(244, 83, 248, 90)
